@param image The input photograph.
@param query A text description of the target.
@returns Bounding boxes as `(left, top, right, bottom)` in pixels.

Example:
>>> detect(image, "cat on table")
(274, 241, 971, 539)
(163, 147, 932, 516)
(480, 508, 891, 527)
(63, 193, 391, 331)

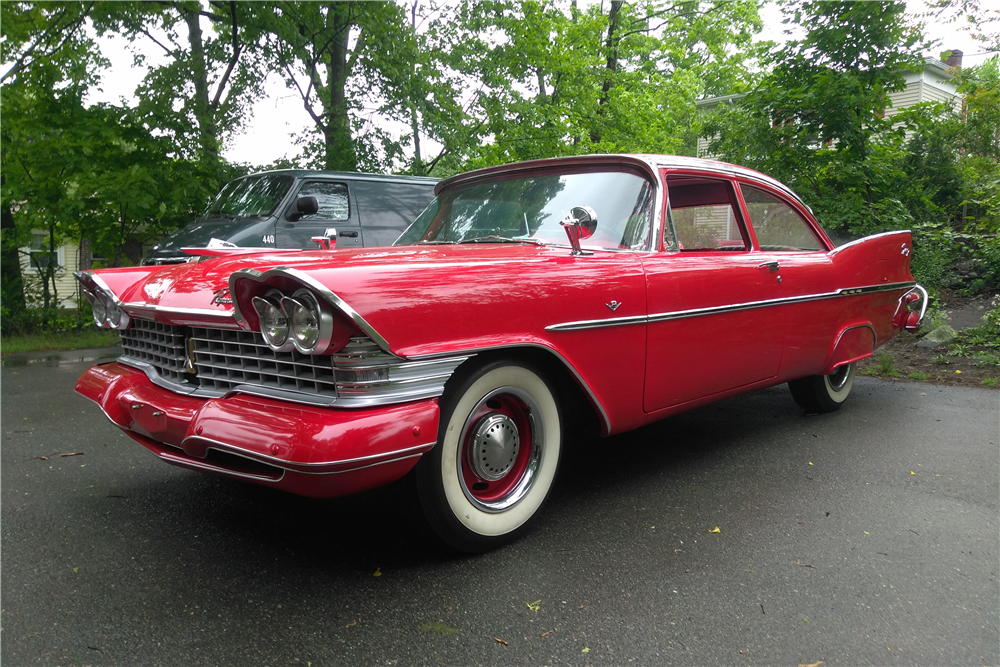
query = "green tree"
(705, 0, 928, 236)
(263, 1, 424, 172)
(1, 1, 105, 322)
(441, 0, 764, 169)
(92, 1, 270, 174)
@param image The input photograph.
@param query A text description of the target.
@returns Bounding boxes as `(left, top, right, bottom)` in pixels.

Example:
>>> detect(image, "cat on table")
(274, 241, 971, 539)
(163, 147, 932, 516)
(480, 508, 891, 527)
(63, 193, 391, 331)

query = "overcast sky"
(86, 1, 993, 170)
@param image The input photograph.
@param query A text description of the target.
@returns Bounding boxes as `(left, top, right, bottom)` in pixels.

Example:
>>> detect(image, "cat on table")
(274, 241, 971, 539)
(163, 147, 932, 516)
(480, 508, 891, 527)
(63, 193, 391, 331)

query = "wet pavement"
(2, 351, 998, 666)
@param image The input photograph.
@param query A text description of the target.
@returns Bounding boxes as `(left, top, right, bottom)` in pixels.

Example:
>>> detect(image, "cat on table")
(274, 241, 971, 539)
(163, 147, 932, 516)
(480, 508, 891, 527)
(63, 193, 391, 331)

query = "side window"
(740, 185, 821, 251)
(667, 179, 747, 252)
(297, 181, 349, 221)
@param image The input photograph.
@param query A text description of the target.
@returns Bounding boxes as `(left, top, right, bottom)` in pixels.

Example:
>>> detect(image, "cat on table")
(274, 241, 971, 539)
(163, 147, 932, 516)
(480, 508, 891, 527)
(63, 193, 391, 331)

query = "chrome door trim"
(545, 281, 916, 331)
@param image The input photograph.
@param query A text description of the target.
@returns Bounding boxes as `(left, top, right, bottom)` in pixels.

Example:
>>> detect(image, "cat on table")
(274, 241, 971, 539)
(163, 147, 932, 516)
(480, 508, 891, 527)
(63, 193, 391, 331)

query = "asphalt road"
(2, 349, 998, 666)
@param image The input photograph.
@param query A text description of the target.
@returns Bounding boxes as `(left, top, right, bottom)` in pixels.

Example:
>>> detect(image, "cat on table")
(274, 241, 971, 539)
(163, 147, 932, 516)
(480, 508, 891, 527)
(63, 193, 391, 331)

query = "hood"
(93, 244, 648, 358)
(146, 217, 269, 258)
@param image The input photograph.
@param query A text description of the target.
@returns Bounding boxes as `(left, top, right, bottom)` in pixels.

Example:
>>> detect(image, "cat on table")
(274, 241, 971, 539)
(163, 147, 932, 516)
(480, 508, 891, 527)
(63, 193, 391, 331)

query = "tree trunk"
(183, 5, 220, 167)
(0, 177, 27, 323)
(591, 0, 622, 144)
(322, 4, 357, 171)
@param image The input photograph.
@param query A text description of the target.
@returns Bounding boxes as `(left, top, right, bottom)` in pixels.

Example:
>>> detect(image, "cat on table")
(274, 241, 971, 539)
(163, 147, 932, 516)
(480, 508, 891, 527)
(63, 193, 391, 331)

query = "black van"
(144, 170, 439, 264)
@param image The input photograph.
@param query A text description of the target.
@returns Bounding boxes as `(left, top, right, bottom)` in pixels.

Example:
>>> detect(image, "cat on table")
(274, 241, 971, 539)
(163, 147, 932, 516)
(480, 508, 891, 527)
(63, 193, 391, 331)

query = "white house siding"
(20, 239, 81, 308)
(696, 58, 960, 159)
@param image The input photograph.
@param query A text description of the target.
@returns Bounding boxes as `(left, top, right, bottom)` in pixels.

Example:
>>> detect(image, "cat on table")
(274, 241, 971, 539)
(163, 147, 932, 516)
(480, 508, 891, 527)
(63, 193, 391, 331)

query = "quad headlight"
(252, 288, 334, 354)
(83, 286, 129, 329)
(252, 291, 293, 351)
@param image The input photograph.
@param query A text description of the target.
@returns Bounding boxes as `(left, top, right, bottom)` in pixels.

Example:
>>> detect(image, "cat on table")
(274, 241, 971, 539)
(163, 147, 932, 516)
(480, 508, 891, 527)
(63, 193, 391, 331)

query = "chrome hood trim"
(229, 266, 391, 352)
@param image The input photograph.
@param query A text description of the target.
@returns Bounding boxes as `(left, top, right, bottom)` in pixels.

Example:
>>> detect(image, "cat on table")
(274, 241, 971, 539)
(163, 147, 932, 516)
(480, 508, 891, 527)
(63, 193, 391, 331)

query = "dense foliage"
(1, 0, 998, 338)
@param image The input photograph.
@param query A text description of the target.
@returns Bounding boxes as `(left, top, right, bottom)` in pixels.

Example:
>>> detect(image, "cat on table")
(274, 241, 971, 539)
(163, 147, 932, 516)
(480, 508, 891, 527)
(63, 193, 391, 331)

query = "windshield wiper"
(458, 235, 545, 245)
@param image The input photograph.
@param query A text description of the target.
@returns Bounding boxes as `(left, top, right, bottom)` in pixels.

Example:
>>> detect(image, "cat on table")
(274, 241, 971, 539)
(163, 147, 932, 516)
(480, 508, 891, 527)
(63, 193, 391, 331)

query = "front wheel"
(788, 362, 857, 414)
(416, 360, 562, 552)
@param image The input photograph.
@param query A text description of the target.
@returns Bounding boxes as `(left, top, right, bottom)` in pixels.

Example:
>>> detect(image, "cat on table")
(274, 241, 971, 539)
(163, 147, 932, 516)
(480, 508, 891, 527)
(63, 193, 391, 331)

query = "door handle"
(339, 230, 358, 238)
(758, 261, 780, 272)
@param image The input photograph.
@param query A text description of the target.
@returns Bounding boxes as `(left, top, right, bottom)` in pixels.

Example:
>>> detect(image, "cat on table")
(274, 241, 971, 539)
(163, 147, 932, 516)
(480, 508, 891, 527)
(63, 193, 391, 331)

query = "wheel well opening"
(446, 347, 604, 441)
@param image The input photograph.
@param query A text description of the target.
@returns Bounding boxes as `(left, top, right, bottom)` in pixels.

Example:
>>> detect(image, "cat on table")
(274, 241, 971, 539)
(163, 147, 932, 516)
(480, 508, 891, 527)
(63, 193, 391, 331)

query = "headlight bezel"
(281, 289, 335, 354)
(82, 284, 130, 330)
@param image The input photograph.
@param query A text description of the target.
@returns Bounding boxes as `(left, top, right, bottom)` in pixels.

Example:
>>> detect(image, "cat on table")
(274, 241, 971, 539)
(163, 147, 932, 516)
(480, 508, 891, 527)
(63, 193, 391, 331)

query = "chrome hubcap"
(469, 414, 519, 481)
(828, 364, 852, 391)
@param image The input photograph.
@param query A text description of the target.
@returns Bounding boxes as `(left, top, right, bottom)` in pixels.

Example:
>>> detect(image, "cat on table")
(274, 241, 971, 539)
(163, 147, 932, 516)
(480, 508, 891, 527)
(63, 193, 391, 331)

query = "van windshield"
(204, 174, 295, 218)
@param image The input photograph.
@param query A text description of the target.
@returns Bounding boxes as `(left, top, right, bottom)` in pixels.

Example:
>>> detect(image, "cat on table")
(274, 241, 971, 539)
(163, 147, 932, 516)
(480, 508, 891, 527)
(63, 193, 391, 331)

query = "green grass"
(908, 372, 931, 381)
(982, 377, 999, 388)
(862, 351, 902, 377)
(1, 329, 120, 355)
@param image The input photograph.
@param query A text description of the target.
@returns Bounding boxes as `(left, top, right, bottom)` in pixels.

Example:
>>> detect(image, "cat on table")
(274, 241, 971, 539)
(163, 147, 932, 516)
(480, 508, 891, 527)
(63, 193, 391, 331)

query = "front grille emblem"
(184, 338, 198, 375)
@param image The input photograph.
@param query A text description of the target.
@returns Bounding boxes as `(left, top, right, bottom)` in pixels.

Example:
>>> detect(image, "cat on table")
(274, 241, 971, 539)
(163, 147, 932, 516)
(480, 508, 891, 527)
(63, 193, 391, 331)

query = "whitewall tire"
(417, 359, 562, 552)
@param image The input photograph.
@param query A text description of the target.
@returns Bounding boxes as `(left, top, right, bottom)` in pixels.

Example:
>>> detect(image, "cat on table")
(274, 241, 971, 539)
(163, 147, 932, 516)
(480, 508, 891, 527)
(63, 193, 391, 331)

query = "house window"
(23, 231, 65, 274)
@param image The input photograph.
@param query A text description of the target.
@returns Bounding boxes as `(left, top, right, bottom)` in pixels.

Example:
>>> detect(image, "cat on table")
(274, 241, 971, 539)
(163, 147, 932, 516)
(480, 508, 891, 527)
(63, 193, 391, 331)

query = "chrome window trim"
(430, 155, 665, 254)
(180, 434, 435, 474)
(229, 266, 392, 352)
(545, 281, 916, 332)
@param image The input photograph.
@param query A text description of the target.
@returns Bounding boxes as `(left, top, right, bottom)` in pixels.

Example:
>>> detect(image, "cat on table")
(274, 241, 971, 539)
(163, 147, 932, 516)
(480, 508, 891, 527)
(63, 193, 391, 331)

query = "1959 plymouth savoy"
(75, 154, 927, 552)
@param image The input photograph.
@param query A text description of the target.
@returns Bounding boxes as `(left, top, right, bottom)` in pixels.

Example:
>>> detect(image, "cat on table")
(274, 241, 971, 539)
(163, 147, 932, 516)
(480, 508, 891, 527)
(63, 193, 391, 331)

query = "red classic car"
(75, 155, 927, 552)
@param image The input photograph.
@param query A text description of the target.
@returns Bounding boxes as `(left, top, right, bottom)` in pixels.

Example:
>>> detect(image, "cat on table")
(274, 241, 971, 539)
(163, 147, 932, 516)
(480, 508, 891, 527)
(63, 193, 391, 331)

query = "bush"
(0, 301, 95, 338)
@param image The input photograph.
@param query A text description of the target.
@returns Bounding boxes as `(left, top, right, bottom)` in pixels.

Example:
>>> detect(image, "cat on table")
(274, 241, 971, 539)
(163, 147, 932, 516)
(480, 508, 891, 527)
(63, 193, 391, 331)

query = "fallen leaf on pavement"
(526, 599, 541, 612)
(373, 567, 382, 577)
(709, 526, 721, 533)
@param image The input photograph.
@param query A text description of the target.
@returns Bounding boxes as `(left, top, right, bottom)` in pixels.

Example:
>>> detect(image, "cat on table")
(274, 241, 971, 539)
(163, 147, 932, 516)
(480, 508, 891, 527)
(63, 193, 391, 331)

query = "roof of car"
(241, 169, 439, 185)
(437, 154, 807, 212)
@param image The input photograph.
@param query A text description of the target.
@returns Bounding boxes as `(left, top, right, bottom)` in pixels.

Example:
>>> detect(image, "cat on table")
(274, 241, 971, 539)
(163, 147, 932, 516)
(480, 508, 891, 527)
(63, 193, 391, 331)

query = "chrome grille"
(190, 327, 337, 398)
(117, 318, 470, 408)
(119, 319, 188, 384)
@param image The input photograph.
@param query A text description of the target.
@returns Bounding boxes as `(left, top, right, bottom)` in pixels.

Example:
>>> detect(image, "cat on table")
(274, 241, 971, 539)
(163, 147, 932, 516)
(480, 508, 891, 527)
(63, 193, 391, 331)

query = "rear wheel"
(416, 359, 562, 552)
(788, 362, 857, 413)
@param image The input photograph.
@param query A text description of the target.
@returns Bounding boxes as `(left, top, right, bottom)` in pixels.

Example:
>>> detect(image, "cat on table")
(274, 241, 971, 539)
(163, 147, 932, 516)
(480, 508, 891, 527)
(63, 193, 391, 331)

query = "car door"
(640, 173, 784, 412)
(274, 179, 363, 250)
(736, 182, 837, 375)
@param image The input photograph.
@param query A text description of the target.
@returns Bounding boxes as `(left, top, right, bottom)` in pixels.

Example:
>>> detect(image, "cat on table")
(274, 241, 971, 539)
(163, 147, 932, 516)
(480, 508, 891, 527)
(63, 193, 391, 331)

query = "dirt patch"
(857, 289, 999, 389)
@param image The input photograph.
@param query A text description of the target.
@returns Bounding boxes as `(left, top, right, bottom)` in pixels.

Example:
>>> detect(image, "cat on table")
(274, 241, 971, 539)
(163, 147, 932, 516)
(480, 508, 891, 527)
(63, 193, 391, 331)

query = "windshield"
(204, 174, 295, 218)
(395, 169, 654, 250)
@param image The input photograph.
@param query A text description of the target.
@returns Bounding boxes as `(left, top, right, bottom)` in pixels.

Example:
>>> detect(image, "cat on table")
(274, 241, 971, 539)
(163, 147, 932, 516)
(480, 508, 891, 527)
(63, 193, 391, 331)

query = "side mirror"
(286, 196, 319, 222)
(560, 206, 597, 255)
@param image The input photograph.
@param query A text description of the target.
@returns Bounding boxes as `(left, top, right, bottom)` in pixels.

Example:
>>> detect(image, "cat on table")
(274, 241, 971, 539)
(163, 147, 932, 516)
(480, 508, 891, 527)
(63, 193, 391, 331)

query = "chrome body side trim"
(406, 343, 613, 434)
(180, 434, 435, 474)
(121, 303, 238, 323)
(229, 266, 392, 352)
(158, 450, 286, 483)
(546, 281, 916, 332)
